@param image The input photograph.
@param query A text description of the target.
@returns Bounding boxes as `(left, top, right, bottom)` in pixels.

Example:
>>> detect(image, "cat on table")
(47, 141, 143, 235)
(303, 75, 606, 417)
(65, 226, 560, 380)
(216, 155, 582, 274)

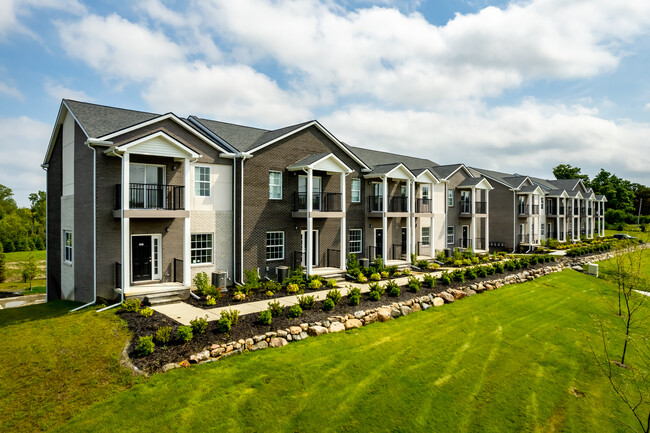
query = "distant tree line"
(0, 184, 46, 252)
(553, 164, 650, 228)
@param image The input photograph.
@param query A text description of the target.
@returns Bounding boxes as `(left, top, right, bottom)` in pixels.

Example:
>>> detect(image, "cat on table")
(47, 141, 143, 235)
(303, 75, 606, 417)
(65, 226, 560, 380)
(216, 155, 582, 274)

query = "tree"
(0, 184, 17, 219)
(21, 253, 38, 290)
(591, 169, 636, 213)
(0, 242, 5, 283)
(632, 183, 650, 216)
(552, 164, 590, 184)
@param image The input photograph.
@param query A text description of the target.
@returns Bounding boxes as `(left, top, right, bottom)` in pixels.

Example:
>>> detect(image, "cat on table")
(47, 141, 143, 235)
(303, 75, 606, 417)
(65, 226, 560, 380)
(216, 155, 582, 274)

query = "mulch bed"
(122, 261, 556, 374)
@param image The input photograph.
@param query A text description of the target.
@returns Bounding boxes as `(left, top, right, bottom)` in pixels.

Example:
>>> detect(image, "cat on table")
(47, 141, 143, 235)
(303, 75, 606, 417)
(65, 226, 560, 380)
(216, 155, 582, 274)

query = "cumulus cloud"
(0, 0, 86, 38)
(44, 80, 94, 102)
(0, 81, 24, 100)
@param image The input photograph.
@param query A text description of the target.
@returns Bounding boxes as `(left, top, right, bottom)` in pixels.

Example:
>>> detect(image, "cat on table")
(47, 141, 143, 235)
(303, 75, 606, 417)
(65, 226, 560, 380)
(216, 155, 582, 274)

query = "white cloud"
(0, 116, 50, 206)
(0, 81, 24, 100)
(44, 80, 94, 102)
(0, 0, 86, 38)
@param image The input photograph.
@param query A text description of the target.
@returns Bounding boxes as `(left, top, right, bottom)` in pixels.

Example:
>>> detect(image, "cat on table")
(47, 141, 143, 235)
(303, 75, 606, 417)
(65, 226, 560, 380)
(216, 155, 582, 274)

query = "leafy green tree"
(552, 164, 590, 185)
(0, 184, 17, 219)
(0, 242, 6, 283)
(632, 183, 650, 216)
(22, 253, 38, 290)
(591, 169, 635, 213)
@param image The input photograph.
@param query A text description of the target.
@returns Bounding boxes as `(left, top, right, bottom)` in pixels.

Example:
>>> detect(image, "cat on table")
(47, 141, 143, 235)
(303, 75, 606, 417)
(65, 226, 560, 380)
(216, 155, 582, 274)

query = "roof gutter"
(187, 116, 239, 153)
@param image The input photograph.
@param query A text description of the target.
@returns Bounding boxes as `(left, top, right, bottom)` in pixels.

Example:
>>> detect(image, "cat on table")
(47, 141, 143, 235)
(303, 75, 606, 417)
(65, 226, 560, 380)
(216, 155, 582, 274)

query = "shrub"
(286, 283, 302, 294)
(258, 309, 273, 325)
(220, 308, 240, 326)
(287, 304, 303, 319)
(139, 307, 154, 317)
(0, 243, 5, 283)
(308, 279, 323, 290)
(380, 271, 390, 278)
(392, 271, 402, 277)
(297, 295, 315, 310)
(327, 289, 342, 305)
(374, 255, 385, 271)
(417, 259, 430, 270)
(422, 273, 436, 288)
(190, 316, 208, 334)
(440, 272, 451, 286)
(386, 280, 400, 297)
(407, 275, 421, 293)
(267, 300, 283, 317)
(402, 268, 411, 275)
(121, 298, 141, 312)
(369, 290, 381, 301)
(369, 273, 381, 281)
(264, 280, 281, 294)
(346, 253, 360, 273)
(155, 326, 172, 344)
(323, 298, 335, 311)
(203, 285, 221, 298)
(451, 269, 465, 283)
(177, 326, 194, 342)
(327, 278, 337, 288)
(530, 255, 539, 265)
(233, 291, 246, 301)
(471, 257, 479, 265)
(137, 336, 155, 356)
(494, 262, 505, 273)
(193, 272, 210, 296)
(216, 318, 231, 333)
(368, 281, 385, 295)
(454, 260, 463, 267)
(357, 274, 368, 283)
(244, 269, 261, 290)
(477, 267, 488, 278)
(348, 287, 362, 305)
(206, 296, 216, 306)
(464, 267, 477, 280)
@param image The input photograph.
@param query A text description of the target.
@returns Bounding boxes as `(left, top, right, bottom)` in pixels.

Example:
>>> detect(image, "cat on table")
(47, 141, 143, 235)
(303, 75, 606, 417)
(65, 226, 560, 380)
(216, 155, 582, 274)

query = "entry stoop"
(119, 282, 190, 306)
(309, 267, 347, 282)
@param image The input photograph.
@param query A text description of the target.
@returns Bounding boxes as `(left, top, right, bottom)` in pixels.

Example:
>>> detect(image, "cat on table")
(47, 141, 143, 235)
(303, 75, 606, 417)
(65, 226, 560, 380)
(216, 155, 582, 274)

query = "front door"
(375, 228, 383, 259)
(462, 225, 469, 248)
(132, 236, 152, 282)
(301, 230, 319, 267)
(401, 227, 407, 256)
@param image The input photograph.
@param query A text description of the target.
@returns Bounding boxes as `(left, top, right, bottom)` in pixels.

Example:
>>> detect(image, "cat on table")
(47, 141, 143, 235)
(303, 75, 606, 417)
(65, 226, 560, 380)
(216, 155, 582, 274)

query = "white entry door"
(301, 230, 319, 267)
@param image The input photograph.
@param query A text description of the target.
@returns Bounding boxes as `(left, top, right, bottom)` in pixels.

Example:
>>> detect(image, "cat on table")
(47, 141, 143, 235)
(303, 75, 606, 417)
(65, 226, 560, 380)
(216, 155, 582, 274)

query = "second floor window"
(448, 189, 454, 207)
(421, 185, 430, 200)
(269, 171, 282, 200)
(195, 166, 210, 197)
(351, 178, 361, 203)
(349, 229, 362, 253)
(422, 227, 430, 246)
(64, 231, 73, 263)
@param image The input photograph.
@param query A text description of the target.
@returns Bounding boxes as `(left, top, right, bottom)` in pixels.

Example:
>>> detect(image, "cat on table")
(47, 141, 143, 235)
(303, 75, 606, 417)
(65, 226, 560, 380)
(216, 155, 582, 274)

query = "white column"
(306, 168, 313, 275)
(382, 176, 388, 261)
(406, 179, 412, 259)
(529, 194, 533, 246)
(471, 187, 476, 251)
(339, 172, 346, 270)
(556, 197, 559, 240)
(183, 157, 191, 287)
(485, 188, 489, 251)
(430, 182, 435, 257)
(410, 181, 416, 256)
(121, 152, 130, 294)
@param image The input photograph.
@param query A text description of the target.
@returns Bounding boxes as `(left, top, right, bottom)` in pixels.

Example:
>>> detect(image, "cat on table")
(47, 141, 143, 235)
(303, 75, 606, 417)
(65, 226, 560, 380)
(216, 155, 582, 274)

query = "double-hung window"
(422, 227, 430, 246)
(266, 231, 284, 260)
(194, 166, 210, 197)
(448, 189, 454, 207)
(191, 234, 213, 264)
(446, 226, 454, 245)
(351, 178, 361, 203)
(64, 231, 73, 263)
(269, 171, 282, 200)
(349, 229, 362, 254)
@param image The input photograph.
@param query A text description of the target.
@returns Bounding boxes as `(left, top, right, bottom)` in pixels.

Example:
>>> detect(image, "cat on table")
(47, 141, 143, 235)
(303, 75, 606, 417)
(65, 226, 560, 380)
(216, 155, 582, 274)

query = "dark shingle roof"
(458, 177, 485, 187)
(347, 145, 437, 171)
(287, 153, 331, 170)
(544, 189, 567, 197)
(470, 167, 533, 189)
(430, 164, 465, 180)
(548, 179, 582, 191)
(64, 99, 160, 138)
(367, 163, 404, 176)
(518, 185, 539, 193)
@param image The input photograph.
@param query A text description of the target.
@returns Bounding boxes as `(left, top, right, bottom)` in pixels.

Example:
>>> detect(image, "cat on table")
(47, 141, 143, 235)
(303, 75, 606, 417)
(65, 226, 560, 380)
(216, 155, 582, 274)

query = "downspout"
(511, 190, 517, 253)
(40, 163, 49, 303)
(233, 155, 239, 285)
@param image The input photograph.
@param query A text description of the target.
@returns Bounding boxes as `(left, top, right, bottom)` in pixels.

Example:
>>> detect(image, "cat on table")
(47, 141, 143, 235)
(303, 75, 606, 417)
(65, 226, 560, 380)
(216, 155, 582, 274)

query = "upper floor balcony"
(415, 198, 432, 213)
(459, 201, 487, 216)
(114, 183, 187, 218)
(519, 204, 539, 216)
(293, 192, 342, 212)
(367, 195, 409, 214)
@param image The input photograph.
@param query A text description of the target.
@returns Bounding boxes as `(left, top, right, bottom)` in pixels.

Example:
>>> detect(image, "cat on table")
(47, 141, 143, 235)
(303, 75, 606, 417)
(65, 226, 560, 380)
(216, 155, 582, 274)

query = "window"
(447, 226, 454, 245)
(422, 227, 430, 246)
(269, 171, 282, 200)
(351, 178, 361, 203)
(541, 224, 545, 236)
(400, 185, 407, 197)
(191, 234, 213, 264)
(194, 166, 210, 197)
(266, 231, 284, 260)
(64, 231, 72, 263)
(448, 189, 454, 207)
(540, 198, 544, 210)
(349, 229, 362, 253)
(421, 185, 430, 199)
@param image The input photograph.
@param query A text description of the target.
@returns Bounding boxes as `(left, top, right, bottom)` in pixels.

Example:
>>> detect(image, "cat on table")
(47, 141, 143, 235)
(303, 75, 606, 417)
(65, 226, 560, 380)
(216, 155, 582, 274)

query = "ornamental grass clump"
(369, 273, 381, 282)
(139, 307, 154, 317)
(327, 289, 342, 305)
(220, 309, 240, 327)
(407, 275, 421, 293)
(267, 300, 283, 317)
(439, 271, 451, 286)
(121, 298, 141, 312)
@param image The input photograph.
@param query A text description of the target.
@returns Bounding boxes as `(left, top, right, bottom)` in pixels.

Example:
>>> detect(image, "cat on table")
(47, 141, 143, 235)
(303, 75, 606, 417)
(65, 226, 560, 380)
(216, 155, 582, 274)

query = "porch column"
(339, 172, 346, 270)
(556, 197, 559, 240)
(306, 168, 313, 276)
(121, 152, 130, 294)
(485, 188, 490, 251)
(529, 194, 533, 247)
(471, 187, 476, 251)
(183, 157, 191, 287)
(406, 179, 412, 259)
(382, 176, 388, 261)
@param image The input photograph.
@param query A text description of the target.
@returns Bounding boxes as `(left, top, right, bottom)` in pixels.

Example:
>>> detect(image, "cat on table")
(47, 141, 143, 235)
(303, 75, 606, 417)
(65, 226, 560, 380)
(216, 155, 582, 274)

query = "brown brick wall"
(46, 129, 62, 301)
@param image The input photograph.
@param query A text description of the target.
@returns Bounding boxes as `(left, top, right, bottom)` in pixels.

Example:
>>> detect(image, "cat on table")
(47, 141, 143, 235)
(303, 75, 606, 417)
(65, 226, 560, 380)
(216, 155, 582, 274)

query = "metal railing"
(293, 251, 304, 270)
(388, 196, 408, 212)
(475, 201, 487, 214)
(115, 183, 184, 210)
(326, 249, 340, 268)
(368, 196, 383, 212)
(519, 205, 540, 216)
(518, 234, 539, 244)
(173, 258, 183, 283)
(115, 262, 121, 289)
(416, 198, 431, 213)
(458, 237, 472, 249)
(293, 192, 342, 212)
(459, 200, 472, 214)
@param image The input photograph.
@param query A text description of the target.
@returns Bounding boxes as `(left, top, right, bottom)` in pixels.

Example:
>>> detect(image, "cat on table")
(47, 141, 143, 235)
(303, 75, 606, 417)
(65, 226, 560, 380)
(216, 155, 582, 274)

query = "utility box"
(277, 266, 289, 284)
(212, 271, 228, 292)
(588, 263, 599, 277)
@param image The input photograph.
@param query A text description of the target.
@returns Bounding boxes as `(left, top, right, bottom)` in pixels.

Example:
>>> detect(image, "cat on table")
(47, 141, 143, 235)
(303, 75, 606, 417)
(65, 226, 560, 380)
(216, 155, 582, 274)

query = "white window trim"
(349, 229, 362, 254)
(191, 233, 213, 265)
(448, 189, 454, 207)
(421, 226, 430, 246)
(421, 185, 430, 199)
(194, 165, 211, 197)
(446, 226, 454, 245)
(266, 231, 285, 261)
(63, 230, 72, 264)
(351, 178, 361, 203)
(269, 171, 283, 200)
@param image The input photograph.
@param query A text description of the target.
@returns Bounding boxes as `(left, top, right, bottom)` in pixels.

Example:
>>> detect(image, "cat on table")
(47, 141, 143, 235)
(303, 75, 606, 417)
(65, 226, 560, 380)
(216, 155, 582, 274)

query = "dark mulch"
(123, 261, 558, 373)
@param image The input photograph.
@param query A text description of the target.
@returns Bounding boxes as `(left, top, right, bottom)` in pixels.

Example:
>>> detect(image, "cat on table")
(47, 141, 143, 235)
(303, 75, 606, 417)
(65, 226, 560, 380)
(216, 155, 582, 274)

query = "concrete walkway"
(153, 271, 442, 326)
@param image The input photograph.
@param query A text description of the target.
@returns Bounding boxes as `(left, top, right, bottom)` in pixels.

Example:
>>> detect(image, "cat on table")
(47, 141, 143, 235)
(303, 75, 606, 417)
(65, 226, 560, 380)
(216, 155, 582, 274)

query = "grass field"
(1, 250, 46, 290)
(48, 270, 646, 433)
(0, 302, 139, 433)
(605, 224, 650, 243)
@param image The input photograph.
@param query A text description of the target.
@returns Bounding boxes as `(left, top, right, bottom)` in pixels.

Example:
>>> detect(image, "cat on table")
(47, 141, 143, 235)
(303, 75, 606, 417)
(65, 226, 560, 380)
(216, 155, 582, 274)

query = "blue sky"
(1, 0, 650, 206)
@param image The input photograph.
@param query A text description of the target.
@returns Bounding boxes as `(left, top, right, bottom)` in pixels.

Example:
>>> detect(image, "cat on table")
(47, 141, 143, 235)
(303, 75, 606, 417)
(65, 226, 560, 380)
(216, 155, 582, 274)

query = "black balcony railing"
(519, 204, 540, 215)
(326, 249, 340, 268)
(559, 206, 565, 215)
(458, 238, 471, 249)
(459, 200, 472, 214)
(388, 196, 408, 212)
(368, 195, 383, 212)
(173, 258, 183, 283)
(293, 192, 342, 212)
(587, 207, 593, 216)
(475, 201, 487, 214)
(416, 198, 431, 213)
(546, 207, 557, 216)
(115, 183, 184, 210)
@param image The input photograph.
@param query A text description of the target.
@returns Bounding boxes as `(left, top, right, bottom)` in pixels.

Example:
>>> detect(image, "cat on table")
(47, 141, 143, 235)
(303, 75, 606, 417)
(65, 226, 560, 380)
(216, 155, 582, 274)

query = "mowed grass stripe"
(56, 270, 639, 433)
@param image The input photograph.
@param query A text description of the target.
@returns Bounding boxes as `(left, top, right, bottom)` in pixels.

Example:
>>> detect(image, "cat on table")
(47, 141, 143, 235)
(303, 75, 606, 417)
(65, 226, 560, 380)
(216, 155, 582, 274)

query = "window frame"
(266, 231, 285, 261)
(194, 166, 211, 197)
(448, 188, 454, 207)
(421, 185, 430, 199)
(63, 230, 73, 264)
(191, 233, 213, 265)
(351, 178, 361, 203)
(446, 226, 454, 245)
(349, 229, 362, 254)
(269, 171, 283, 200)
(421, 226, 430, 246)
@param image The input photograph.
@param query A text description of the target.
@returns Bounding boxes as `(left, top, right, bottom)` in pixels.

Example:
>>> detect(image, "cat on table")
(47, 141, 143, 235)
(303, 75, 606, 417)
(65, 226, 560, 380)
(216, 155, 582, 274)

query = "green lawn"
(0, 301, 139, 433)
(53, 270, 645, 433)
(605, 225, 650, 243)
(2, 250, 46, 284)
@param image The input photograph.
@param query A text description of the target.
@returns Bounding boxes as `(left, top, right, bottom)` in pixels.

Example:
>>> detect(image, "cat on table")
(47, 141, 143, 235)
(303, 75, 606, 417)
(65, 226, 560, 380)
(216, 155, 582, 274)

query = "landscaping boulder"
(377, 307, 392, 322)
(463, 287, 476, 297)
(344, 318, 363, 330)
(421, 302, 430, 310)
(354, 310, 366, 319)
(450, 289, 466, 300)
(391, 307, 402, 318)
(329, 322, 346, 333)
(364, 312, 378, 324)
(400, 305, 412, 316)
(432, 297, 445, 307)
(162, 363, 181, 372)
(269, 337, 288, 348)
(289, 326, 302, 335)
(438, 292, 455, 303)
(251, 341, 268, 351)
(211, 347, 225, 357)
(308, 325, 329, 337)
(411, 303, 422, 312)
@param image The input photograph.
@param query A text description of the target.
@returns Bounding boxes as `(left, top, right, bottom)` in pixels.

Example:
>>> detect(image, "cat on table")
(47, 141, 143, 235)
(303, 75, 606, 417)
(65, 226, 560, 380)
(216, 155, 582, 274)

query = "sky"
(1, 0, 650, 207)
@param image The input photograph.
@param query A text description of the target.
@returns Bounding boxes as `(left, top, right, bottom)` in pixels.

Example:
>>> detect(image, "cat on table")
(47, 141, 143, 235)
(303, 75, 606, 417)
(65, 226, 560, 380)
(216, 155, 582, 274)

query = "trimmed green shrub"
(323, 298, 335, 311)
(216, 318, 231, 333)
(139, 307, 154, 317)
(386, 280, 400, 297)
(477, 267, 488, 278)
(206, 296, 216, 306)
(327, 278, 337, 288)
(308, 279, 323, 290)
(440, 272, 451, 286)
(422, 273, 436, 288)
(177, 326, 194, 342)
(220, 309, 240, 326)
(407, 275, 421, 293)
(369, 290, 381, 301)
(357, 274, 368, 283)
(451, 269, 465, 283)
(416, 259, 430, 270)
(494, 262, 505, 273)
(368, 281, 385, 295)
(287, 304, 303, 319)
(258, 309, 272, 325)
(193, 272, 211, 296)
(137, 336, 155, 356)
(155, 326, 172, 345)
(190, 316, 208, 334)
(121, 298, 141, 312)
(267, 300, 283, 317)
(464, 267, 477, 280)
(348, 287, 362, 305)
(369, 273, 381, 281)
(286, 283, 302, 294)
(297, 295, 315, 310)
(327, 289, 342, 305)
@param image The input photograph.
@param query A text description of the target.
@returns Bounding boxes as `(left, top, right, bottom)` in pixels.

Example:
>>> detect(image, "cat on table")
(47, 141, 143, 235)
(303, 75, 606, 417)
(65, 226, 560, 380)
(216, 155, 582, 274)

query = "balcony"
(475, 201, 487, 214)
(519, 205, 539, 216)
(115, 182, 185, 211)
(416, 198, 432, 213)
(368, 195, 383, 213)
(292, 192, 342, 212)
(518, 234, 540, 245)
(459, 200, 472, 215)
(367, 195, 408, 213)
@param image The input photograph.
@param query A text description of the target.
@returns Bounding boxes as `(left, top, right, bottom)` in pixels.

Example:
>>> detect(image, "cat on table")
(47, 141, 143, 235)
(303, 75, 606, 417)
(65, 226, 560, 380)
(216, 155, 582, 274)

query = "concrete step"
(124, 287, 190, 306)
